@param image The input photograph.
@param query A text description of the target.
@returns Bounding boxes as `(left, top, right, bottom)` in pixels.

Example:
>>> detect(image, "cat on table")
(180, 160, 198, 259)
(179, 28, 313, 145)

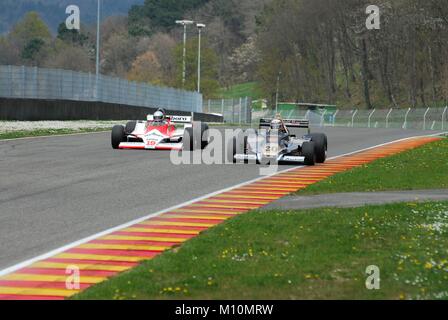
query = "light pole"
(175, 20, 194, 88)
(196, 23, 206, 93)
(95, 0, 101, 99)
(275, 71, 281, 114)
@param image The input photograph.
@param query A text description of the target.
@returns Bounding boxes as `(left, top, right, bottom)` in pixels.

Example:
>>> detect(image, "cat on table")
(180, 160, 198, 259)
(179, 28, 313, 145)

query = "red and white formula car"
(111, 109, 209, 151)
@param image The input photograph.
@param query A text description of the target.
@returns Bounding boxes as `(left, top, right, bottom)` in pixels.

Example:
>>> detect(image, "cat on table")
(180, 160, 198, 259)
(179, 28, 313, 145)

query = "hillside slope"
(0, 0, 144, 34)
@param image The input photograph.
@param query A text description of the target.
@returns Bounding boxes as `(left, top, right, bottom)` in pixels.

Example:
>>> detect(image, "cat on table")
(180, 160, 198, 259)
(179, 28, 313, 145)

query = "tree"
(8, 11, 52, 66)
(187, 0, 272, 86)
(147, 33, 177, 85)
(9, 12, 51, 48)
(128, 4, 153, 37)
(229, 36, 261, 83)
(57, 22, 89, 46)
(129, 33, 177, 86)
(255, 0, 448, 108)
(128, 51, 163, 84)
(21, 38, 45, 61)
(174, 38, 219, 97)
(147, 0, 208, 29)
(102, 32, 137, 77)
(43, 44, 91, 72)
(0, 36, 20, 65)
(128, 0, 209, 34)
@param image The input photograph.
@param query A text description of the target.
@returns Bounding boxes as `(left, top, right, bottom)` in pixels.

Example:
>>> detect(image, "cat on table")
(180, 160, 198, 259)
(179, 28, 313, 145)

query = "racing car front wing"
(119, 142, 183, 151)
(234, 153, 305, 163)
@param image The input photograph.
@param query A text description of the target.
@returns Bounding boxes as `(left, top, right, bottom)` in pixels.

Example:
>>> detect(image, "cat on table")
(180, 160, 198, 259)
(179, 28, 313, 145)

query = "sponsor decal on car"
(282, 156, 306, 162)
(147, 140, 157, 146)
(263, 143, 279, 157)
(234, 154, 258, 161)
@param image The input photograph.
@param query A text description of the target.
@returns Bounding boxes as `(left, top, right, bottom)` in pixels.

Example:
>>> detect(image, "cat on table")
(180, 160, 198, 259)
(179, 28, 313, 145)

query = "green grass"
(218, 82, 263, 100)
(297, 138, 448, 195)
(74, 201, 448, 300)
(0, 128, 111, 140)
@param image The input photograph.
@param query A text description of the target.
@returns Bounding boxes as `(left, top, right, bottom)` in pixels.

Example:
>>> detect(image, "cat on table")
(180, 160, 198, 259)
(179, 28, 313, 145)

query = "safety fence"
(203, 97, 252, 124)
(0, 65, 203, 113)
(252, 107, 448, 131)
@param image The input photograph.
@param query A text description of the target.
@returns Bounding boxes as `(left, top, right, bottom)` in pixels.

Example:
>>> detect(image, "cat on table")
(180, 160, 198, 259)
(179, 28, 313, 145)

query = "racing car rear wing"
(168, 115, 192, 123)
(259, 118, 310, 128)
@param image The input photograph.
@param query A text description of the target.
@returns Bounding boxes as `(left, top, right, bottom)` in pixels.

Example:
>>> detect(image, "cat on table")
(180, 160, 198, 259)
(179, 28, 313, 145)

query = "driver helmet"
(270, 119, 282, 130)
(154, 110, 165, 122)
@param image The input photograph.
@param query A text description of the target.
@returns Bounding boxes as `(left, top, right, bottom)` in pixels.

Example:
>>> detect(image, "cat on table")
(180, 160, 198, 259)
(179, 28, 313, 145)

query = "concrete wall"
(0, 98, 223, 123)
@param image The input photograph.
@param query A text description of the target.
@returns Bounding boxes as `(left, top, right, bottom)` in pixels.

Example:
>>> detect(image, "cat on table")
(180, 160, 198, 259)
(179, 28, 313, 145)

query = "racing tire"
(183, 123, 210, 151)
(201, 123, 210, 149)
(227, 136, 238, 163)
(243, 136, 249, 153)
(309, 133, 327, 163)
(111, 125, 125, 149)
(242, 136, 259, 164)
(182, 127, 194, 151)
(302, 141, 316, 166)
(226, 131, 244, 163)
(125, 121, 137, 135)
(242, 136, 250, 164)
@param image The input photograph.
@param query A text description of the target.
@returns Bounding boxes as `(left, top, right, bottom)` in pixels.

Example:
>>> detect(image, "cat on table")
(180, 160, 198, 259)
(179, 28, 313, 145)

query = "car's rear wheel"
(111, 125, 125, 149)
(201, 123, 210, 149)
(183, 127, 194, 151)
(243, 136, 250, 153)
(302, 141, 316, 166)
(183, 123, 210, 151)
(309, 133, 327, 163)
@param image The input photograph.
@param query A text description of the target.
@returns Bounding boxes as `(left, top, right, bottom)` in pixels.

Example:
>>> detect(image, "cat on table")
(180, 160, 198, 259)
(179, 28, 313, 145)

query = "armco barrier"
(0, 98, 223, 122)
(0, 65, 202, 113)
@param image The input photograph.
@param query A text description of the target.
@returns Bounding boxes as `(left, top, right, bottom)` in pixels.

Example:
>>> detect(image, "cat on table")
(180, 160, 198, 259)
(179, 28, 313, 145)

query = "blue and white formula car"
(230, 116, 328, 166)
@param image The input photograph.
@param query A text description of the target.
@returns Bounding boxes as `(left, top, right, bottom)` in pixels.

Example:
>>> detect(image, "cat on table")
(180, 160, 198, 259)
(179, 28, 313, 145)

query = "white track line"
(0, 132, 446, 277)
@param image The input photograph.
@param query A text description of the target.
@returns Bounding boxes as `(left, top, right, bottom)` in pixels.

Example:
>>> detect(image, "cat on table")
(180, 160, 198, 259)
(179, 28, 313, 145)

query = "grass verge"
(74, 201, 448, 300)
(296, 138, 448, 195)
(218, 82, 263, 100)
(0, 128, 111, 140)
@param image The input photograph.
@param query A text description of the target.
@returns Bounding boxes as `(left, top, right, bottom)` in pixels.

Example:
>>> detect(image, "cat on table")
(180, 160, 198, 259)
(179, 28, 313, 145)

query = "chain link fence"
(203, 97, 251, 124)
(251, 107, 448, 131)
(0, 65, 203, 113)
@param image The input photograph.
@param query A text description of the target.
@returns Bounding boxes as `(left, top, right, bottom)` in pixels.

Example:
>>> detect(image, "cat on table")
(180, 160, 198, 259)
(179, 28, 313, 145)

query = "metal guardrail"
(203, 97, 251, 124)
(251, 107, 448, 131)
(0, 65, 203, 113)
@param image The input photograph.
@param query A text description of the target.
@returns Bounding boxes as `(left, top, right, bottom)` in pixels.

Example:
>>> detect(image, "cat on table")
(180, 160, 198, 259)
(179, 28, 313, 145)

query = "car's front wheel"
(302, 141, 316, 166)
(309, 133, 327, 163)
(111, 125, 125, 149)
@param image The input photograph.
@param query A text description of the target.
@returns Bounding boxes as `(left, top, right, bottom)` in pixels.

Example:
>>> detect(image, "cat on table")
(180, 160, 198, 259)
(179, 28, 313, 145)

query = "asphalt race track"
(0, 127, 443, 270)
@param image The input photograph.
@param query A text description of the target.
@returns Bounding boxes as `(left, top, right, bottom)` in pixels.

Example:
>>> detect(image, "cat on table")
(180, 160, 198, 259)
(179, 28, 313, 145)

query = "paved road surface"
(0, 127, 443, 269)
